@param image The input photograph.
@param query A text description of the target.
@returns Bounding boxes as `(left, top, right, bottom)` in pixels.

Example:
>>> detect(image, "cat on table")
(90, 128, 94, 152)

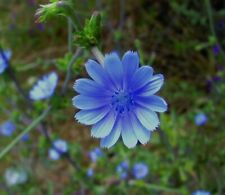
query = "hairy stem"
(61, 48, 82, 95)
(91, 46, 104, 66)
(68, 18, 73, 53)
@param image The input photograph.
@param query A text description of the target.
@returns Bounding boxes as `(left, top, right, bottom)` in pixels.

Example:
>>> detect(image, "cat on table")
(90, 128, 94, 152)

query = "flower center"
(111, 90, 134, 115)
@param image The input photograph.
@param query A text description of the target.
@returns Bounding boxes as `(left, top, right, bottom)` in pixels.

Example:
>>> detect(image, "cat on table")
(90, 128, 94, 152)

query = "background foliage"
(0, 0, 225, 194)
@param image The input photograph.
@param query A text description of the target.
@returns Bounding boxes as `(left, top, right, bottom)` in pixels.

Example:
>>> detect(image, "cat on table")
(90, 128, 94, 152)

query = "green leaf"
(208, 35, 217, 44)
(56, 52, 83, 75)
(74, 12, 101, 48)
(56, 53, 74, 72)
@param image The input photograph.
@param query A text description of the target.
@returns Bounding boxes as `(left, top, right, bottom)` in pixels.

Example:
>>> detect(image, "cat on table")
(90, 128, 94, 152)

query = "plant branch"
(61, 48, 82, 95)
(68, 18, 73, 53)
(129, 181, 187, 194)
(0, 47, 32, 108)
(205, 0, 216, 37)
(0, 107, 51, 159)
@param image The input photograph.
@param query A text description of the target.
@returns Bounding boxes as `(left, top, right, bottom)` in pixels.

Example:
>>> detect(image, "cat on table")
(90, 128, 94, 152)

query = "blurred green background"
(0, 0, 225, 194)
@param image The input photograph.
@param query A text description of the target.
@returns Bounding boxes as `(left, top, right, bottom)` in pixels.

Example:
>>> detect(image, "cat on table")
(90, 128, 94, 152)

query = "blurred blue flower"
(193, 190, 211, 195)
(116, 161, 129, 179)
(212, 76, 222, 82)
(29, 72, 58, 101)
(206, 79, 212, 93)
(73, 51, 167, 148)
(216, 20, 225, 30)
(120, 161, 129, 169)
(0, 121, 16, 136)
(212, 44, 220, 56)
(0, 50, 12, 74)
(48, 148, 60, 161)
(36, 23, 45, 31)
(21, 134, 29, 142)
(48, 139, 68, 161)
(132, 163, 149, 179)
(87, 168, 94, 177)
(53, 139, 68, 153)
(216, 64, 224, 72)
(89, 147, 103, 163)
(206, 75, 223, 93)
(195, 113, 208, 126)
(4, 168, 28, 186)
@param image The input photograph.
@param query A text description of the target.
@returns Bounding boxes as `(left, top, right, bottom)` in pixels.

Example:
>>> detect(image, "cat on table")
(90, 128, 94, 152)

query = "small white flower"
(29, 72, 58, 101)
(4, 168, 27, 186)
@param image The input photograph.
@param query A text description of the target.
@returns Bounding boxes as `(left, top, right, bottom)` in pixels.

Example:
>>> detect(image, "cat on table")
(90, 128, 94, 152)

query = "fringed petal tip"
(72, 97, 76, 107)
(124, 50, 138, 54)
(73, 81, 77, 91)
(150, 123, 160, 131)
(91, 132, 105, 138)
(104, 51, 120, 58)
(74, 115, 82, 125)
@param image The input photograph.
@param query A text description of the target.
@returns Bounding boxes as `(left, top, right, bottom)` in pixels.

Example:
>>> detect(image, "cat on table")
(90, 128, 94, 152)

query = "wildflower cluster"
(116, 161, 149, 180)
(48, 139, 68, 161)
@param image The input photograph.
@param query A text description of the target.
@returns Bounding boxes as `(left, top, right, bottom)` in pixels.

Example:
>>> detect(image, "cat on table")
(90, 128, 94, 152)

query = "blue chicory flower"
(89, 147, 103, 163)
(193, 190, 211, 195)
(87, 168, 94, 177)
(0, 121, 16, 136)
(195, 113, 208, 126)
(116, 161, 129, 179)
(73, 51, 167, 148)
(48, 139, 68, 160)
(0, 50, 12, 74)
(132, 162, 149, 179)
(29, 72, 58, 101)
(212, 44, 220, 56)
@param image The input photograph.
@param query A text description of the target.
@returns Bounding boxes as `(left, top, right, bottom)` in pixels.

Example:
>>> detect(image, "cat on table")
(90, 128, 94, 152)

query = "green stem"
(68, 18, 73, 53)
(61, 48, 82, 95)
(158, 128, 175, 160)
(69, 16, 78, 30)
(0, 107, 51, 160)
(60, 2, 80, 30)
(205, 0, 216, 37)
(130, 181, 187, 194)
(205, 0, 225, 59)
